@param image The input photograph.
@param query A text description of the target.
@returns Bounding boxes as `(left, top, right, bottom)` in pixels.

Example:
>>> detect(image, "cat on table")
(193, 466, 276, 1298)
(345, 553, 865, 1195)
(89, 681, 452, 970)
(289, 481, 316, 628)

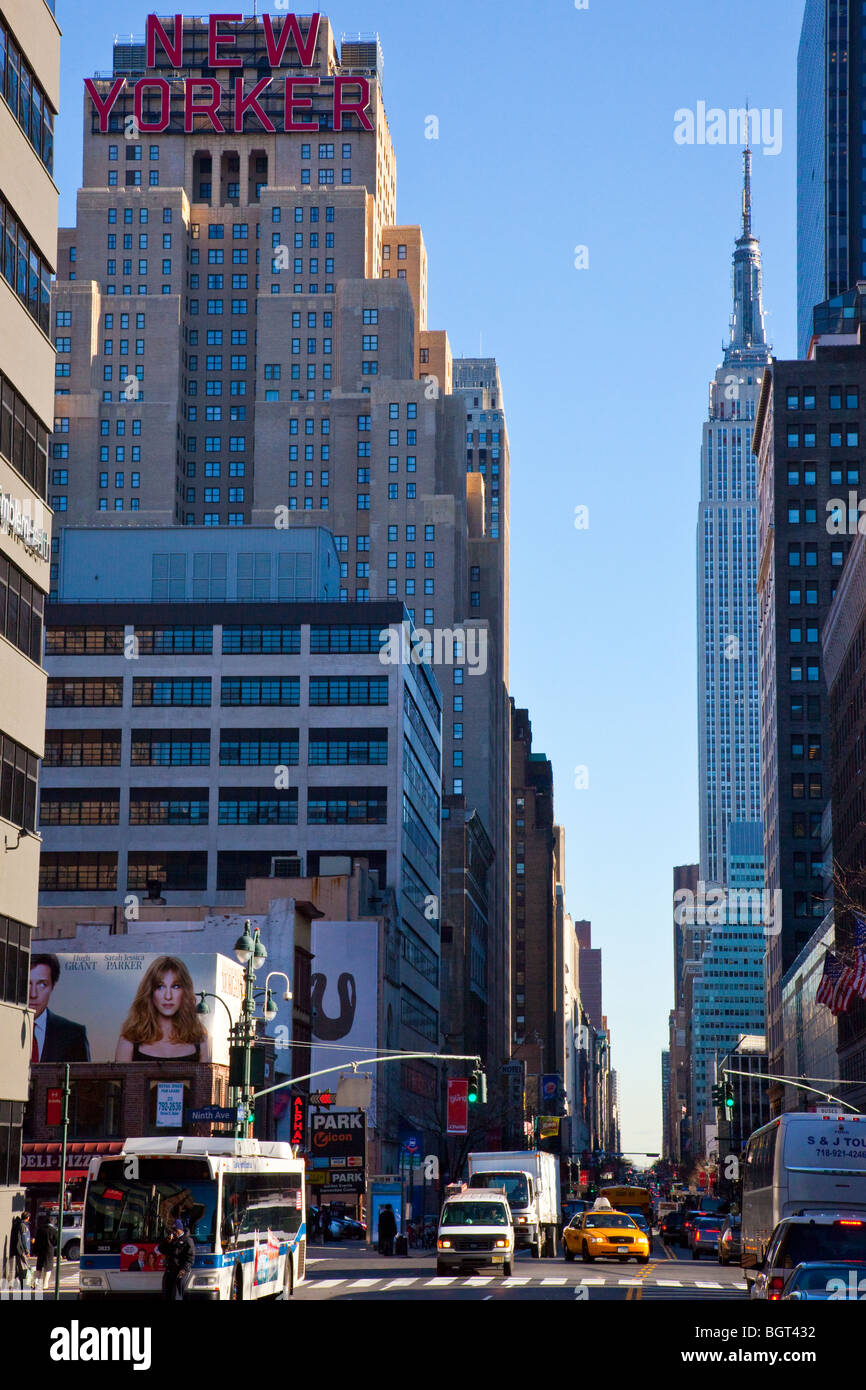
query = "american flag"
(816, 952, 856, 1014)
(849, 913, 866, 1001)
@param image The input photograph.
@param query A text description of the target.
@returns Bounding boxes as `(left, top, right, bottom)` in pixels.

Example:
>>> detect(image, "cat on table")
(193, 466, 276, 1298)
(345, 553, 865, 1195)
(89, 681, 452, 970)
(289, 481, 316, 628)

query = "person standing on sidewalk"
(34, 1214, 57, 1292)
(12, 1211, 31, 1291)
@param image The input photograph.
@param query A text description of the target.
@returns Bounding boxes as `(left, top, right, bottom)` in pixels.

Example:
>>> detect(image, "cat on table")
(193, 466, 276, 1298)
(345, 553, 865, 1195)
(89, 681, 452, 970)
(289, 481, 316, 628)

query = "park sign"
(84, 14, 373, 136)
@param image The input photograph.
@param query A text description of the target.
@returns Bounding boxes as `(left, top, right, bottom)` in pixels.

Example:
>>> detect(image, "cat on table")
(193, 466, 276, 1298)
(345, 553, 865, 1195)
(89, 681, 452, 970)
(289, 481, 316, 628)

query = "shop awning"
(21, 1141, 124, 1183)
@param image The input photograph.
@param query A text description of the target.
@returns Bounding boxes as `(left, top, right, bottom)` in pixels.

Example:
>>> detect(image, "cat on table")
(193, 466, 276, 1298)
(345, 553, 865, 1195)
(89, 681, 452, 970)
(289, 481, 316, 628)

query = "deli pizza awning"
(21, 1141, 124, 1183)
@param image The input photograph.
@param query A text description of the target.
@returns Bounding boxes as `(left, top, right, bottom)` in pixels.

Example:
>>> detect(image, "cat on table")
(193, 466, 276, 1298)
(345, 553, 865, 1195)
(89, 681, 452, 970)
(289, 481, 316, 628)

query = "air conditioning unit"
(269, 856, 301, 878)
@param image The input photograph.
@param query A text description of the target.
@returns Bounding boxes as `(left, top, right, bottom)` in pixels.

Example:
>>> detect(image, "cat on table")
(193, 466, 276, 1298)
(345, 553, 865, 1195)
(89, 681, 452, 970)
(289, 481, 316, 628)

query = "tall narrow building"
(697, 149, 769, 884)
(0, 0, 59, 1243)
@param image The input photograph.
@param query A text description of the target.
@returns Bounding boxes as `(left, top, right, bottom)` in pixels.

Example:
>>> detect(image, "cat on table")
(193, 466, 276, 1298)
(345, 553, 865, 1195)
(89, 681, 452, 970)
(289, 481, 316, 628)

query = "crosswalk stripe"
(425, 1277, 456, 1286)
(618, 1279, 642, 1286)
(382, 1278, 418, 1289)
(314, 1279, 345, 1289)
(656, 1279, 683, 1287)
(540, 1278, 567, 1286)
(464, 1277, 493, 1286)
(503, 1277, 531, 1286)
(347, 1278, 380, 1288)
(695, 1281, 722, 1289)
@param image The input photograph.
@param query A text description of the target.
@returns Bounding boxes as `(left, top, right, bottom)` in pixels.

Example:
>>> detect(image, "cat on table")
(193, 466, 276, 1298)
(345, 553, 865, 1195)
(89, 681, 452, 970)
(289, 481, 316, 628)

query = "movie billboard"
(310, 921, 379, 1124)
(27, 949, 244, 1065)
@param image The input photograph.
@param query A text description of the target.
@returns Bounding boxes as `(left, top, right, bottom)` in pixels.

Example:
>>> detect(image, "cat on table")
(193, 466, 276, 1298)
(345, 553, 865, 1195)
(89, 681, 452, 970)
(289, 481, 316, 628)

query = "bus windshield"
(470, 1173, 530, 1208)
(84, 1158, 218, 1253)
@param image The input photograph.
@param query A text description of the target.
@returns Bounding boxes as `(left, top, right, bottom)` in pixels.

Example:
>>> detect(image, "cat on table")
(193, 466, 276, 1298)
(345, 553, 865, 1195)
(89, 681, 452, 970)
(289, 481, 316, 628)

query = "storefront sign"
(290, 1094, 307, 1148)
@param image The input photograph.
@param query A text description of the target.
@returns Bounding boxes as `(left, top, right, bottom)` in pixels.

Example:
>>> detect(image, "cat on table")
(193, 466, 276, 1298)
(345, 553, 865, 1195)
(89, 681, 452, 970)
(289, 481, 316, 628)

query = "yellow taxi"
(562, 1209, 651, 1264)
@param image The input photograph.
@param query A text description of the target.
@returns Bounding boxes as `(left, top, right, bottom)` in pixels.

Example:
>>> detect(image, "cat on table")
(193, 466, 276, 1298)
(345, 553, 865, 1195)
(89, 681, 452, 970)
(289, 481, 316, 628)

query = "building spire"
(725, 139, 768, 363)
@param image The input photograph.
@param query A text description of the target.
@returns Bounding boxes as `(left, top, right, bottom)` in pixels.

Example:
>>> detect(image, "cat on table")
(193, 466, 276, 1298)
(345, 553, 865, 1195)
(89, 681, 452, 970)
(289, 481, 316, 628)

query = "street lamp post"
(196, 921, 291, 1140)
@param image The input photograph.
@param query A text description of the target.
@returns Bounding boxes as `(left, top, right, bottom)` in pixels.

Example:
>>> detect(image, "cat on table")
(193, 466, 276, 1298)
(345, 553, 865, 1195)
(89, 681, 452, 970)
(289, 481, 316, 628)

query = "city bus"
(599, 1186, 653, 1223)
(741, 1112, 866, 1279)
(79, 1136, 306, 1300)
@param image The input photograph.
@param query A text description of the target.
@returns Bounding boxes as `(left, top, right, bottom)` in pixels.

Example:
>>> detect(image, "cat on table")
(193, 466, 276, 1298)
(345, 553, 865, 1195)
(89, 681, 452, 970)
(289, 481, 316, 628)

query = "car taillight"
(768, 1276, 785, 1300)
(694, 1232, 700, 1241)
(837, 1220, 863, 1227)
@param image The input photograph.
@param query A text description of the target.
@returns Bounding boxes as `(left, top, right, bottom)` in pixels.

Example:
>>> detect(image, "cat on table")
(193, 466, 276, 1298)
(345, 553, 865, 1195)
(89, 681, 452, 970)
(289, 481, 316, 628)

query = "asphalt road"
(295, 1235, 749, 1301)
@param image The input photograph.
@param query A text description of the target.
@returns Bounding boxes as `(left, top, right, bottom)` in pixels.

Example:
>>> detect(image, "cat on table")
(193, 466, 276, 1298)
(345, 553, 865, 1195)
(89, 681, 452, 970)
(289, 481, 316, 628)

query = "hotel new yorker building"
(0, 0, 59, 1242)
(49, 14, 513, 1077)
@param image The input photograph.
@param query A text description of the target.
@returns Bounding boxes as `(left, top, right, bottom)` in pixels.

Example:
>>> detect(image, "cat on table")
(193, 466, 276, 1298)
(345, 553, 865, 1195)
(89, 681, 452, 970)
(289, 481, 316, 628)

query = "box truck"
(467, 1151, 561, 1258)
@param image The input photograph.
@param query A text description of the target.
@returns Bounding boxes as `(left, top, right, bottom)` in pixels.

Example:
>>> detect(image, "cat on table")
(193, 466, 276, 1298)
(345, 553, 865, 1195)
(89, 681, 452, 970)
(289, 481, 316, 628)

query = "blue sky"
(53, 0, 805, 1154)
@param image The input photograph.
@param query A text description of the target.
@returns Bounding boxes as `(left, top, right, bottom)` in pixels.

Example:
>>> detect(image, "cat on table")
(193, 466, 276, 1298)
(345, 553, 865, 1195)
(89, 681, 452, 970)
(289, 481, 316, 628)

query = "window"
(221, 677, 300, 706)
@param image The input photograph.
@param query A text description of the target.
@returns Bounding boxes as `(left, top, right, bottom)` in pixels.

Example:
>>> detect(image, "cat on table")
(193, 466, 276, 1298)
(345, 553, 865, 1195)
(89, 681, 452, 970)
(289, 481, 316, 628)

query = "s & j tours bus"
(79, 1137, 306, 1300)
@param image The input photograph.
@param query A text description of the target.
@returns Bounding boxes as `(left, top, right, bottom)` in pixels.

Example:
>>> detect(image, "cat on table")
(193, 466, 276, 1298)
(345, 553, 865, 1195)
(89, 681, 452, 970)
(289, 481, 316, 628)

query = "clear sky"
(52, 0, 805, 1154)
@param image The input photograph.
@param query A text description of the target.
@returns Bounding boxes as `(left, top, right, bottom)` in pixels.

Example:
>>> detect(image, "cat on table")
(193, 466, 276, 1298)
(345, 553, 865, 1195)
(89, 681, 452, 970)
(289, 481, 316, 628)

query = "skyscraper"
(0, 0, 59, 1245)
(50, 13, 512, 1081)
(797, 0, 865, 357)
(697, 150, 769, 884)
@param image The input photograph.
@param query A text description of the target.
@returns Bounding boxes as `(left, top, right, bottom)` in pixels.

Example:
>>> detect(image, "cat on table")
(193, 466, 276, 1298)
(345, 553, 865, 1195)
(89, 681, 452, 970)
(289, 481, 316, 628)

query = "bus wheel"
(276, 1254, 294, 1300)
(231, 1266, 243, 1301)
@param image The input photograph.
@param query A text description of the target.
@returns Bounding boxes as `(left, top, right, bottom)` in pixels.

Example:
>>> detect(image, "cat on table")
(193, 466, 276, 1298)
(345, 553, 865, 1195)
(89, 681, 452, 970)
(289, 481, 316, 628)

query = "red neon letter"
(183, 79, 225, 134)
(284, 76, 319, 132)
(333, 75, 373, 132)
(146, 14, 183, 68)
(84, 78, 127, 133)
(134, 79, 171, 134)
(208, 13, 242, 68)
(233, 76, 276, 134)
(263, 12, 321, 68)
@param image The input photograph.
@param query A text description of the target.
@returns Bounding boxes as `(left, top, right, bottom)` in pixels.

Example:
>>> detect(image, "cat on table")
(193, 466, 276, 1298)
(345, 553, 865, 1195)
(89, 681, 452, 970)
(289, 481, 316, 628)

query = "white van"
(436, 1190, 514, 1278)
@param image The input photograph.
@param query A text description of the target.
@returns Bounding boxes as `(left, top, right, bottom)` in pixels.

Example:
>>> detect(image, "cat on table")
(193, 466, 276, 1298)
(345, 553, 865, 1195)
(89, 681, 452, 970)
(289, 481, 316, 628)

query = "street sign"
(446, 1079, 468, 1135)
(310, 1089, 335, 1106)
(400, 1131, 423, 1156)
(190, 1105, 235, 1124)
(335, 1073, 373, 1110)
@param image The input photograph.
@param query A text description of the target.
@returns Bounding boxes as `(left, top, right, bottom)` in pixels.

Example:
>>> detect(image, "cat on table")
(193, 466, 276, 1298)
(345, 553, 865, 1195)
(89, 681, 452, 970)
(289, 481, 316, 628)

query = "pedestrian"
(34, 1214, 57, 1292)
(377, 1202, 396, 1256)
(12, 1211, 31, 1291)
(157, 1220, 196, 1300)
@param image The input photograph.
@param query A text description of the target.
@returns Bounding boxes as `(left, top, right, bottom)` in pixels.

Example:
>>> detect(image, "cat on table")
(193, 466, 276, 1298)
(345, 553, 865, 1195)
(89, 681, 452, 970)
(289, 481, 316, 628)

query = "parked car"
(718, 1213, 742, 1266)
(689, 1214, 723, 1260)
(781, 1261, 866, 1300)
(751, 1215, 866, 1299)
(324, 1214, 366, 1242)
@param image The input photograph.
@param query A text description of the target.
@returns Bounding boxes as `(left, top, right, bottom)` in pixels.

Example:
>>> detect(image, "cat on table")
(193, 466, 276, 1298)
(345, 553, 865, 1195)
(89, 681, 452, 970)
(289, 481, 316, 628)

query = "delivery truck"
(467, 1151, 561, 1258)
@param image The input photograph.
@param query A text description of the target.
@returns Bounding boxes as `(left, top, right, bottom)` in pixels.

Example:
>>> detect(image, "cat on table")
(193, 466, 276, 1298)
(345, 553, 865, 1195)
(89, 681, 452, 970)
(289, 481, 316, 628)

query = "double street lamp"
(196, 920, 291, 1139)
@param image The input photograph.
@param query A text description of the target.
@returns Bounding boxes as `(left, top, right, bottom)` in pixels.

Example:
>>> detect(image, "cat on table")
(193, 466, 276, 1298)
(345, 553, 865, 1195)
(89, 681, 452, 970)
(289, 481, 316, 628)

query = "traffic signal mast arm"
(251, 1052, 485, 1105)
(720, 1067, 861, 1114)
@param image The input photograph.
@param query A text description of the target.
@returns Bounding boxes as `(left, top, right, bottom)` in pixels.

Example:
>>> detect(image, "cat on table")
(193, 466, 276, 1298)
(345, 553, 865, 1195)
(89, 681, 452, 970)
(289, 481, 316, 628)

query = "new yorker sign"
(84, 14, 374, 135)
(0, 488, 50, 563)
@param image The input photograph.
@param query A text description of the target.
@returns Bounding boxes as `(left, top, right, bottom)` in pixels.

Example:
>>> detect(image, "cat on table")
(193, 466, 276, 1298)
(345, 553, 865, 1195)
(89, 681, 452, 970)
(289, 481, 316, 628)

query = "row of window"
(44, 623, 395, 656)
(0, 369, 49, 498)
(0, 915, 28, 1007)
(44, 728, 389, 768)
(0, 553, 43, 665)
(0, 730, 38, 833)
(38, 851, 315, 893)
(46, 676, 391, 707)
(0, 18, 55, 173)
(786, 388, 859, 410)
(0, 191, 51, 334)
(788, 545, 845, 566)
(785, 427, 859, 447)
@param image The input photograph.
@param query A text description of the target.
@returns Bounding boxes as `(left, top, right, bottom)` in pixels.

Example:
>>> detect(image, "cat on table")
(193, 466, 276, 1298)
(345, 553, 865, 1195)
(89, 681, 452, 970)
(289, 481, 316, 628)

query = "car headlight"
(438, 1239, 452, 1249)
(590, 1236, 603, 1244)
(192, 1273, 221, 1287)
(495, 1239, 509, 1248)
(79, 1274, 107, 1289)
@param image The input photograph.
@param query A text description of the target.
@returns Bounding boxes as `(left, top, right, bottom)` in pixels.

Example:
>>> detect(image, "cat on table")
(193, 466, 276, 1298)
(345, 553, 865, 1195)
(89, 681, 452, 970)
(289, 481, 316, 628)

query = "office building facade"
(0, 0, 59, 1242)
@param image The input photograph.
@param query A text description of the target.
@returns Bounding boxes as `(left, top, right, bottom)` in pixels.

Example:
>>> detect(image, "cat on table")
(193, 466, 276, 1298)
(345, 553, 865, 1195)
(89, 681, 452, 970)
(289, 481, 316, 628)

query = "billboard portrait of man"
(29, 954, 91, 1063)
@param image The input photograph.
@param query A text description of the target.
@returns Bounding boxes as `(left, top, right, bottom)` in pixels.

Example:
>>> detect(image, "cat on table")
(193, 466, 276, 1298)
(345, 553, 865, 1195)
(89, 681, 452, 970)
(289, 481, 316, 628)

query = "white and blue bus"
(741, 1111, 866, 1279)
(79, 1137, 306, 1300)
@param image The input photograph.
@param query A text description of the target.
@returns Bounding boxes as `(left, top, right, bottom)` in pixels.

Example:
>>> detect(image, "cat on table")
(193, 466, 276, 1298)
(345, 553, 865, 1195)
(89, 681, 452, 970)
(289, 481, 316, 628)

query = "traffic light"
(724, 1081, 735, 1111)
(468, 1068, 487, 1104)
(711, 1083, 724, 1108)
